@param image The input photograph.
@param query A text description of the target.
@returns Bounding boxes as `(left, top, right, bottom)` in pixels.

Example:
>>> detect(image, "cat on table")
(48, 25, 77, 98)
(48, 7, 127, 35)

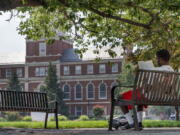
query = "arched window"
(87, 83, 94, 99)
(99, 83, 107, 99)
(63, 85, 70, 100)
(75, 84, 82, 99)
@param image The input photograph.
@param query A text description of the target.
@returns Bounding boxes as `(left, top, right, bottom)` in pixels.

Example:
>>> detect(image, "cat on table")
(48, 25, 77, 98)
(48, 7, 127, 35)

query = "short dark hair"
(156, 49, 171, 61)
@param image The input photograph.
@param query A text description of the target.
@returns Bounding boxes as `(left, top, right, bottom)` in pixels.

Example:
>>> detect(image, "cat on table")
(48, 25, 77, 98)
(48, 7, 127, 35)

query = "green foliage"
(4, 112, 21, 121)
(0, 117, 6, 122)
(0, 120, 180, 128)
(42, 62, 68, 115)
(93, 105, 104, 119)
(118, 62, 135, 86)
(115, 62, 136, 96)
(16, 0, 179, 68)
(7, 72, 21, 91)
(79, 115, 89, 121)
(49, 116, 54, 121)
(143, 120, 180, 128)
(22, 116, 32, 121)
(0, 121, 107, 128)
(50, 115, 68, 121)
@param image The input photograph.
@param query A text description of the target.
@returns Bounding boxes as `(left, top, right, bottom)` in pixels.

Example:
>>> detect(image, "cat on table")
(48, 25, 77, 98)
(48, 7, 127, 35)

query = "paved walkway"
(1, 128, 180, 135)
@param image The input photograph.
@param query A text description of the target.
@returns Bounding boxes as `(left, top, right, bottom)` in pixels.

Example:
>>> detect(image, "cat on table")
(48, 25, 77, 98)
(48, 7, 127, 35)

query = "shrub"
(0, 117, 6, 122)
(22, 116, 32, 121)
(79, 115, 89, 121)
(5, 112, 21, 121)
(58, 115, 68, 121)
(93, 105, 104, 119)
(49, 116, 54, 121)
(68, 115, 78, 120)
(50, 115, 68, 121)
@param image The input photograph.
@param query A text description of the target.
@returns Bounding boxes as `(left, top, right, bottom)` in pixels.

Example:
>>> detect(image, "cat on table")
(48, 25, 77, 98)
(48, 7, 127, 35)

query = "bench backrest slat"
(133, 70, 180, 105)
(0, 90, 48, 110)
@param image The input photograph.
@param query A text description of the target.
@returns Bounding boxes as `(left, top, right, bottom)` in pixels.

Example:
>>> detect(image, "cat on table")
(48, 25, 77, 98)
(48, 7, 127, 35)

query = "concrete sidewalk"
(1, 128, 180, 135)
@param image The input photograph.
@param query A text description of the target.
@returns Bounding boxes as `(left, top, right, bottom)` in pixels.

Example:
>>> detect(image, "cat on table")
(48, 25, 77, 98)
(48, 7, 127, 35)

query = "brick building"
(0, 39, 122, 116)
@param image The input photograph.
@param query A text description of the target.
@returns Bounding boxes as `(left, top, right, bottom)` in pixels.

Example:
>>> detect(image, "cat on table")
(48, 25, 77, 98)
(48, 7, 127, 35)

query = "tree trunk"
(175, 106, 179, 121)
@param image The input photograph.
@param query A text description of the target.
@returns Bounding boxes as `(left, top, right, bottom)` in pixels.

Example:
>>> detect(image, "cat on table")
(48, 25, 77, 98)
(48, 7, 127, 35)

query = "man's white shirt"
(151, 65, 174, 72)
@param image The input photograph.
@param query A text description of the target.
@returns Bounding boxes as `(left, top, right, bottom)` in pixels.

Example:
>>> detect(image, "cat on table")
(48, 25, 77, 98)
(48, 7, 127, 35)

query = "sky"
(0, 12, 122, 64)
(0, 12, 25, 63)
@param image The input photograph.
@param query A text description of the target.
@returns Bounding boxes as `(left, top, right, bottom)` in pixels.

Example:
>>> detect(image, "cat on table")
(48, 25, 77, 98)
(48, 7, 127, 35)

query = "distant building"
(0, 39, 122, 116)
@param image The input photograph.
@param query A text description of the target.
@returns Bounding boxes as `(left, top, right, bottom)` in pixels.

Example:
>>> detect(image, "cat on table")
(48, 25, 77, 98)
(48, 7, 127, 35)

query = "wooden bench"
(0, 90, 59, 129)
(109, 69, 180, 130)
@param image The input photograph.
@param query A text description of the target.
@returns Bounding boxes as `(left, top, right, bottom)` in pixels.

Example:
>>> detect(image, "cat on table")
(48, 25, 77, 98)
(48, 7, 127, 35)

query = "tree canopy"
(40, 62, 68, 115)
(0, 0, 179, 68)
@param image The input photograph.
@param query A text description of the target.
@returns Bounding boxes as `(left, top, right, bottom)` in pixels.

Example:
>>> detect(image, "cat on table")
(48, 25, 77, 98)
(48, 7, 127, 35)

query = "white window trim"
(99, 64, 106, 73)
(75, 106, 82, 116)
(87, 64, 94, 74)
(86, 83, 95, 100)
(63, 66, 70, 75)
(75, 65, 81, 75)
(75, 84, 83, 100)
(63, 84, 71, 101)
(112, 63, 118, 73)
(98, 83, 107, 99)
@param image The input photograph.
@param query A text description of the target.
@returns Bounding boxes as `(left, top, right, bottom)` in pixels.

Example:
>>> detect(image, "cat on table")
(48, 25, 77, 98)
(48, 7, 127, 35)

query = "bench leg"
(55, 111, 59, 129)
(132, 105, 139, 130)
(44, 112, 48, 129)
(108, 102, 114, 131)
(175, 106, 179, 121)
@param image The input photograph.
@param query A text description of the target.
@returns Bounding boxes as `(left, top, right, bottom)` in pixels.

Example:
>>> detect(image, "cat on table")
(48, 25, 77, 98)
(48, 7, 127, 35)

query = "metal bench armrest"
(48, 100, 58, 110)
(48, 100, 56, 104)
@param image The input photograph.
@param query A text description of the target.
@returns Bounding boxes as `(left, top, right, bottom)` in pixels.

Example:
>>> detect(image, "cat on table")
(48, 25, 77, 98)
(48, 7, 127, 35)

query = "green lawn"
(1, 120, 180, 129)
(0, 121, 107, 129)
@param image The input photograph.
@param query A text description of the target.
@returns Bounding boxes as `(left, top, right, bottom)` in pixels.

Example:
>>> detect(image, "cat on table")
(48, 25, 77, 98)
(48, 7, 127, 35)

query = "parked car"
(169, 114, 180, 120)
(112, 116, 128, 130)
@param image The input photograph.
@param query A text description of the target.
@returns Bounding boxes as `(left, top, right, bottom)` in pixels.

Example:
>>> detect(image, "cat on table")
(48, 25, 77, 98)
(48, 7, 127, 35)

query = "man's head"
(156, 49, 171, 66)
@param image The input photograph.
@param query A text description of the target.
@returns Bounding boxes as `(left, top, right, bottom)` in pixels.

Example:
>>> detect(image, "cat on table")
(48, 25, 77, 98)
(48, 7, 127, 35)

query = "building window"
(35, 67, 47, 77)
(63, 85, 70, 100)
(99, 64, 106, 73)
(16, 68, 23, 77)
(75, 65, 81, 75)
(63, 66, 69, 75)
(6, 69, 12, 78)
(112, 63, 118, 73)
(76, 106, 82, 116)
(75, 84, 82, 100)
(87, 65, 93, 74)
(87, 83, 94, 99)
(99, 83, 107, 99)
(39, 42, 46, 56)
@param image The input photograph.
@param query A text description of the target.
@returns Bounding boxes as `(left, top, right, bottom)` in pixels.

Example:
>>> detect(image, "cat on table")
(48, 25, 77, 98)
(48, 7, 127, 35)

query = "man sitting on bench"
(119, 49, 174, 130)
